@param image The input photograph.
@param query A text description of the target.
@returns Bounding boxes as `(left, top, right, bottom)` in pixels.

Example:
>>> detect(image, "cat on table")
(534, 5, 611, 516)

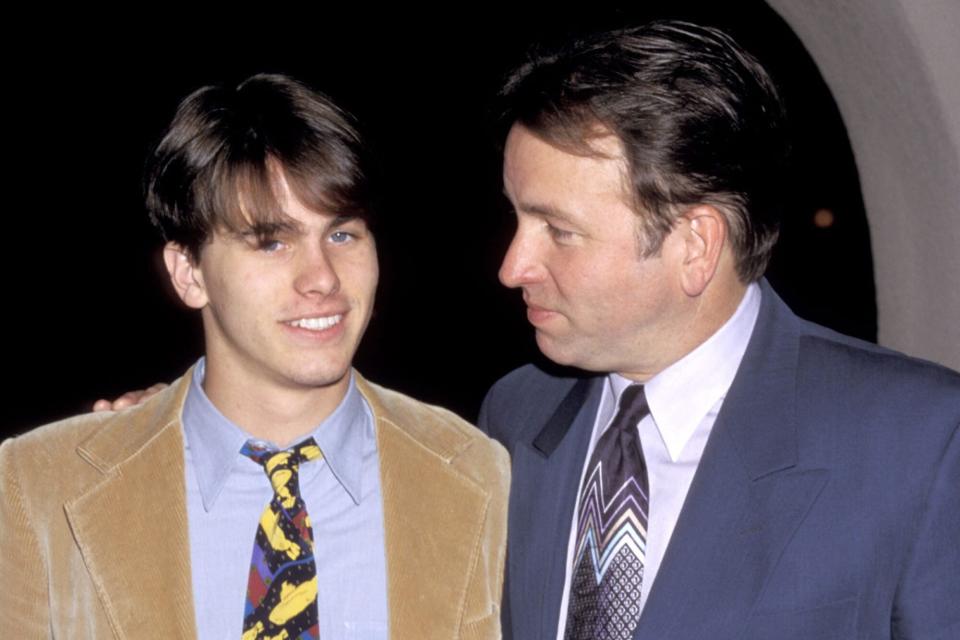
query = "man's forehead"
(227, 165, 350, 232)
(504, 125, 633, 203)
(505, 121, 624, 160)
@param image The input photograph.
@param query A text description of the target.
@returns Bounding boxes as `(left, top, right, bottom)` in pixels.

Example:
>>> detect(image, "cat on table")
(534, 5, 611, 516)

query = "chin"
(537, 337, 615, 373)
(536, 335, 581, 369)
(285, 366, 352, 390)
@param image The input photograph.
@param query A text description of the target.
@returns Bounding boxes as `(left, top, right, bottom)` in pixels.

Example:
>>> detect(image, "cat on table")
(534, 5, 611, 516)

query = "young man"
(0, 74, 508, 639)
(481, 21, 960, 639)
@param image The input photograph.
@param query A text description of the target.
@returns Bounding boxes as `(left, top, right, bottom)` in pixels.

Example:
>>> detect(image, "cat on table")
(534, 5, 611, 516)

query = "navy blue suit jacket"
(479, 281, 960, 639)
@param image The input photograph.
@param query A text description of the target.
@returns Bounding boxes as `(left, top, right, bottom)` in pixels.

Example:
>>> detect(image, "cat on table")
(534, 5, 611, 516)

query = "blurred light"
(813, 208, 835, 228)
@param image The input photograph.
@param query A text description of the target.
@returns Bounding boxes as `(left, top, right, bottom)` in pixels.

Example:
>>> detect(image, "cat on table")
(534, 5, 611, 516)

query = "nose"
(499, 226, 543, 289)
(294, 245, 340, 297)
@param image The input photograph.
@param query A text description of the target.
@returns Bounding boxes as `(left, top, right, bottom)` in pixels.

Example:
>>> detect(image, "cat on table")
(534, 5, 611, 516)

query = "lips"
(525, 304, 558, 326)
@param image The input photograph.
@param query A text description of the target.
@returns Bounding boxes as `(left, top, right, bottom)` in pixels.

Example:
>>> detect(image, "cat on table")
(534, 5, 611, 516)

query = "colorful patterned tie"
(240, 438, 323, 640)
(564, 384, 650, 640)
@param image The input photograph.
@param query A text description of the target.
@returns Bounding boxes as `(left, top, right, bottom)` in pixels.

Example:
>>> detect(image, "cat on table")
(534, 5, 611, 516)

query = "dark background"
(3, 2, 875, 438)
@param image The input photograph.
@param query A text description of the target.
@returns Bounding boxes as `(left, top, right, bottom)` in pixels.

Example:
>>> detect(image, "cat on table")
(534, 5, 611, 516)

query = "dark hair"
(500, 20, 789, 282)
(146, 73, 374, 261)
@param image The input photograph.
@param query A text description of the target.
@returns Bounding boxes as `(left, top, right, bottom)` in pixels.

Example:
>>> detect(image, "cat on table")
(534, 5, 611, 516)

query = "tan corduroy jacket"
(0, 370, 509, 639)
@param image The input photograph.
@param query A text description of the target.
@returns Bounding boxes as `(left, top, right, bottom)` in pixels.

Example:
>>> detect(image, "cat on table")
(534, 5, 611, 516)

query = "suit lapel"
(358, 376, 492, 639)
(510, 377, 601, 640)
(65, 377, 197, 639)
(635, 282, 829, 639)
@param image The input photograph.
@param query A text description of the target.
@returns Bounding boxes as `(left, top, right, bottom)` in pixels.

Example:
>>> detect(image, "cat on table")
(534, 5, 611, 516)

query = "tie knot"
(617, 384, 649, 425)
(241, 437, 323, 481)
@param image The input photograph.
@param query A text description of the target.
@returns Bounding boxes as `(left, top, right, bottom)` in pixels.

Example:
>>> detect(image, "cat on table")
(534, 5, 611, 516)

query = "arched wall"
(766, 0, 960, 371)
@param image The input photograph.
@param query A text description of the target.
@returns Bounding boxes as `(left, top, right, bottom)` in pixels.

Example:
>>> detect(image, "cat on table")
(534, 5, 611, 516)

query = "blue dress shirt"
(182, 359, 388, 639)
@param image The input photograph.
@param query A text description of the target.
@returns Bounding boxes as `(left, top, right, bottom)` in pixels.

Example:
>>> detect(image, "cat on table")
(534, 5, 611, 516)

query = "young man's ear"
(163, 242, 209, 309)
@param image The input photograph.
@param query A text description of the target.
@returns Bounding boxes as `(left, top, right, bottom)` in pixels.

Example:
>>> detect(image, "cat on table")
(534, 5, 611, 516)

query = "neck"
(201, 362, 350, 448)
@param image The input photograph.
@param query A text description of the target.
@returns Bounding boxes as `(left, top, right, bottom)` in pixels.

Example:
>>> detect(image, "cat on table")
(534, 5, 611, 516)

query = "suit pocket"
(742, 597, 857, 639)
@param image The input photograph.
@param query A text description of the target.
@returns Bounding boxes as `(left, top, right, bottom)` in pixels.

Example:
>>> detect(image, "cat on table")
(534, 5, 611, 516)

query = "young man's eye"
(329, 230, 355, 245)
(258, 239, 286, 253)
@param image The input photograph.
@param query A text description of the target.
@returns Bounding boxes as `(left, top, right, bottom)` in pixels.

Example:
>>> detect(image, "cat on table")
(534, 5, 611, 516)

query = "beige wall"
(766, 0, 960, 371)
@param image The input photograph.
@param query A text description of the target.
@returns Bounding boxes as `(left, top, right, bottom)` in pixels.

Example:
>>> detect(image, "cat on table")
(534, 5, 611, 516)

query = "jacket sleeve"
(0, 437, 51, 638)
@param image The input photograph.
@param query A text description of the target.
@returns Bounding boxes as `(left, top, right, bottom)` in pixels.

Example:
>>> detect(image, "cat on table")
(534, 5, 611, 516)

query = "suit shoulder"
(357, 377, 509, 486)
(793, 329, 960, 449)
(481, 363, 593, 443)
(485, 363, 584, 408)
(799, 327, 960, 400)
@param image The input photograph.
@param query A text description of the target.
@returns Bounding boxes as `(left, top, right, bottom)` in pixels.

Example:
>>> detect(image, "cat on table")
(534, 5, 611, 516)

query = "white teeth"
(289, 315, 342, 330)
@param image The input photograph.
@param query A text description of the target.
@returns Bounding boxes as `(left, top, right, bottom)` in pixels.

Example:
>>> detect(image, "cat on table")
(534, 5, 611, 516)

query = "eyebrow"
(328, 214, 361, 228)
(240, 221, 303, 238)
(510, 199, 579, 224)
(239, 214, 362, 240)
(503, 188, 576, 220)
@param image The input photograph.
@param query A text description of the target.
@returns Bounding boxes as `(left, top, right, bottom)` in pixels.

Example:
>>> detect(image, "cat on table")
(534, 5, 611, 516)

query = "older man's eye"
(547, 223, 575, 240)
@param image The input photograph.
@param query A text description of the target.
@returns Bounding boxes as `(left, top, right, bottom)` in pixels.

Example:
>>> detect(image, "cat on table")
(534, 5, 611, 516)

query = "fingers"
(143, 383, 170, 399)
(91, 383, 171, 412)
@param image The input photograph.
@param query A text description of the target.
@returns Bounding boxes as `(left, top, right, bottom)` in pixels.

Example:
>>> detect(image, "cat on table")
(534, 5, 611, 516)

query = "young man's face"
(499, 124, 690, 379)
(167, 176, 378, 403)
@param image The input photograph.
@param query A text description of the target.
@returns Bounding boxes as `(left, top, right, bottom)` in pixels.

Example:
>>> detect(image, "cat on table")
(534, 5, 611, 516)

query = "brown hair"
(145, 73, 374, 261)
(500, 21, 789, 282)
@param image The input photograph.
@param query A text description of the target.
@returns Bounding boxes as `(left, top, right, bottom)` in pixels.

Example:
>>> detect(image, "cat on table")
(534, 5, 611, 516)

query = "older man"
(481, 21, 960, 640)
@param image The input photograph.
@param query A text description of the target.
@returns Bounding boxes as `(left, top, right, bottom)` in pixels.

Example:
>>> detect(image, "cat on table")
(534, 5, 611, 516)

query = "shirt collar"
(609, 282, 761, 461)
(182, 358, 370, 511)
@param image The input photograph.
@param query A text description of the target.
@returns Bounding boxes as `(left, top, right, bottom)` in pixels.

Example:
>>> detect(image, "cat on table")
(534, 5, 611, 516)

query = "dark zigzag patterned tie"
(564, 384, 650, 640)
(240, 438, 323, 640)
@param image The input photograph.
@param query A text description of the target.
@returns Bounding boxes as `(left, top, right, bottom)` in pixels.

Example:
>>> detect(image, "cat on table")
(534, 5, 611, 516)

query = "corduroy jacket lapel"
(65, 376, 197, 639)
(358, 375, 501, 639)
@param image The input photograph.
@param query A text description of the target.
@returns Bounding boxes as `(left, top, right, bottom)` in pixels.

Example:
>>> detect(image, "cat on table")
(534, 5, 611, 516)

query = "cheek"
(207, 267, 277, 316)
(556, 256, 623, 305)
(343, 251, 379, 300)
(549, 254, 589, 295)
(616, 273, 676, 328)
(583, 265, 664, 331)
(363, 254, 380, 296)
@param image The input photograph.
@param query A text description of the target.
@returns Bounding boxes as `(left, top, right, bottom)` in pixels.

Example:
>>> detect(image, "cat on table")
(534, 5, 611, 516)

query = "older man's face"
(499, 125, 690, 380)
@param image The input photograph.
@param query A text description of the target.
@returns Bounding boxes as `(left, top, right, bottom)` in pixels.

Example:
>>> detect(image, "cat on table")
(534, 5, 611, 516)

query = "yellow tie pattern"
(240, 438, 323, 640)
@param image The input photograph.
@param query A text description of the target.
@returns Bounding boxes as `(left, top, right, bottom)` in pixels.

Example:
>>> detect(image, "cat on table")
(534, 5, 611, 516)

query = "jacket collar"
(528, 279, 801, 474)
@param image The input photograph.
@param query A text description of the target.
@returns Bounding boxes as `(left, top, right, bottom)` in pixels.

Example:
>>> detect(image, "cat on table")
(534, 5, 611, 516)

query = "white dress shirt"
(556, 283, 761, 638)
